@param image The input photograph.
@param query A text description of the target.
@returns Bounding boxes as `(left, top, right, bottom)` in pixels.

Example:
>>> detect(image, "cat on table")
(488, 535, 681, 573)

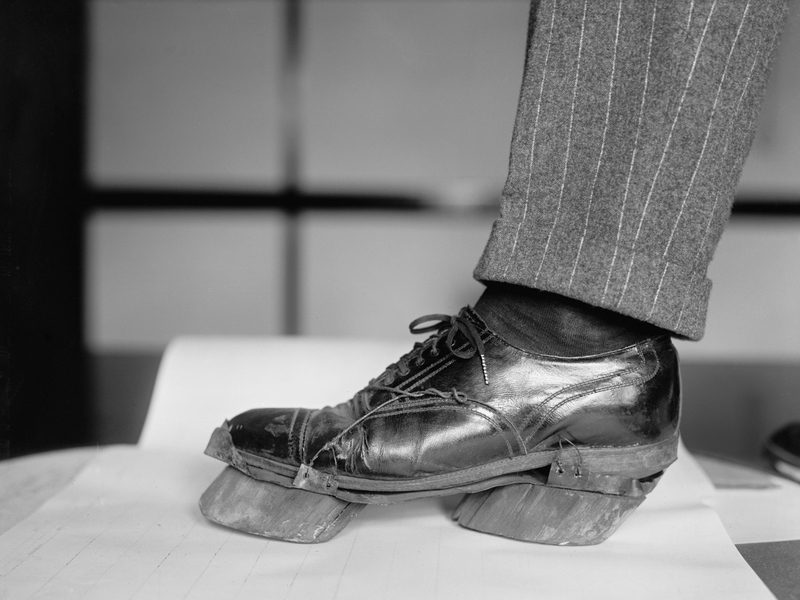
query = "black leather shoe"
(201, 307, 681, 545)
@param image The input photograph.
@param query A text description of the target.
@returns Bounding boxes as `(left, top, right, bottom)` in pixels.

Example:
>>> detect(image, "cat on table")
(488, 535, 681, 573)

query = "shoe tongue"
(462, 306, 488, 329)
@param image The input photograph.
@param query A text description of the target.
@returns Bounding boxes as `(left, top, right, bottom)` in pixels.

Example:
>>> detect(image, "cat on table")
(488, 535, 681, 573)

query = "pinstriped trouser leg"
(474, 0, 788, 340)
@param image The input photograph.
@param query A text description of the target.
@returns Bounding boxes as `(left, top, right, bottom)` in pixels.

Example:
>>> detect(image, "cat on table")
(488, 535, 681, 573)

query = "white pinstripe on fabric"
(674, 270, 697, 331)
(503, 0, 557, 278)
(534, 0, 589, 284)
(601, 0, 659, 304)
(648, 263, 671, 319)
(661, 1, 751, 260)
(673, 41, 763, 330)
(617, 0, 716, 308)
(568, 0, 623, 291)
(649, 1, 752, 318)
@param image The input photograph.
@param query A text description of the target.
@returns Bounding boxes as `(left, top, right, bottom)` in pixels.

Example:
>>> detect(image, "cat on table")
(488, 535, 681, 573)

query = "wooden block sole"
(199, 467, 365, 543)
(202, 428, 668, 545)
(454, 483, 645, 545)
(452, 460, 663, 546)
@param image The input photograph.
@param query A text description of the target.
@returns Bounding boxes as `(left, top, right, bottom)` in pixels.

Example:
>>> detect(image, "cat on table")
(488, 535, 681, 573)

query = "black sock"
(474, 283, 666, 356)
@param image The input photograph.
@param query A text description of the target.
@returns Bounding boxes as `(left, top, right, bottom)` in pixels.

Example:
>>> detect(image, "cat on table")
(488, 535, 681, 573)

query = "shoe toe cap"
(227, 408, 304, 464)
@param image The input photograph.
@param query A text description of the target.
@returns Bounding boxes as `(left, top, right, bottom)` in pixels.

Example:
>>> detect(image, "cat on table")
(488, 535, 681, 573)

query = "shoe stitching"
(239, 434, 680, 493)
(366, 341, 469, 408)
(398, 340, 470, 390)
(525, 344, 661, 441)
(361, 405, 518, 460)
(367, 395, 528, 457)
(407, 333, 493, 392)
(525, 347, 650, 436)
(391, 309, 489, 391)
(380, 310, 486, 389)
(297, 409, 313, 465)
(518, 344, 647, 432)
(306, 387, 444, 467)
(476, 402, 528, 456)
(406, 358, 457, 392)
(287, 408, 300, 464)
(456, 396, 528, 456)
(527, 378, 656, 447)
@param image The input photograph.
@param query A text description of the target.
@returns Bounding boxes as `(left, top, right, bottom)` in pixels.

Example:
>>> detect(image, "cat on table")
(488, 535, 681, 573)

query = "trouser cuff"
(474, 218, 711, 341)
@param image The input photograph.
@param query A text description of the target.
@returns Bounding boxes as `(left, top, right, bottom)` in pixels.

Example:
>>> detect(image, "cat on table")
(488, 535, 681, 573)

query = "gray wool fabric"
(475, 0, 788, 340)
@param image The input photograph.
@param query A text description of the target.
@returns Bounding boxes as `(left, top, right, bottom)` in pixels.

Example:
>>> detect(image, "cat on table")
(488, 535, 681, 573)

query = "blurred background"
(3, 0, 800, 462)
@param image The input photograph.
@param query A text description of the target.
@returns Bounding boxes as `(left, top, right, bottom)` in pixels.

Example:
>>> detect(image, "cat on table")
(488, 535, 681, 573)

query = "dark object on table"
(764, 423, 800, 482)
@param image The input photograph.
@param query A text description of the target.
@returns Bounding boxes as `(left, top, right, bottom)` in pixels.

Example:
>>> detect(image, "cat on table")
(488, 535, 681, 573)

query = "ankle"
(474, 283, 666, 356)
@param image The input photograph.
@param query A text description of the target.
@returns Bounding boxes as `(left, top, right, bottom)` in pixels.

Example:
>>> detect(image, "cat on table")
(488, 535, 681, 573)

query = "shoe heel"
(200, 467, 364, 543)
(453, 462, 663, 546)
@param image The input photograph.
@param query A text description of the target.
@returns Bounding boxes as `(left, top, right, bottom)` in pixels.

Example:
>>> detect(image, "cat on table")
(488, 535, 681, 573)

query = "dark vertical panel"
(282, 0, 303, 335)
(0, 0, 88, 457)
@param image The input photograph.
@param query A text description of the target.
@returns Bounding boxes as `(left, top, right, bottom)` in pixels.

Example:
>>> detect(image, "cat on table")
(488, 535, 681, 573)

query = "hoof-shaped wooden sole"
(199, 467, 365, 543)
(453, 464, 661, 546)
(454, 484, 643, 545)
(202, 429, 668, 545)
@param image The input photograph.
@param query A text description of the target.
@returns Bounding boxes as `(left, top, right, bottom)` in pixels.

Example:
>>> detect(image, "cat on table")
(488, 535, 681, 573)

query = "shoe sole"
(204, 425, 677, 502)
(199, 427, 677, 545)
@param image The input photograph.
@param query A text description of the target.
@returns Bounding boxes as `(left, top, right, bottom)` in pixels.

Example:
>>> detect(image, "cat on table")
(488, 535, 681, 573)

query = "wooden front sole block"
(199, 467, 365, 543)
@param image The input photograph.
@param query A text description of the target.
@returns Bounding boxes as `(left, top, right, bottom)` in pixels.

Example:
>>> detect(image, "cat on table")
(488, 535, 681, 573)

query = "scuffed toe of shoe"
(228, 408, 311, 465)
(223, 400, 364, 470)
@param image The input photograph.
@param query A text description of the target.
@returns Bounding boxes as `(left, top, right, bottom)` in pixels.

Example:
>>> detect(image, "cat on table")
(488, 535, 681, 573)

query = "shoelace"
(307, 386, 474, 470)
(380, 310, 489, 386)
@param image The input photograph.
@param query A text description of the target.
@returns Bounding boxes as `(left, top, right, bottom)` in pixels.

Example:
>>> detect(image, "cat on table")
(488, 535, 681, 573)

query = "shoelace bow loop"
(408, 312, 486, 361)
(379, 310, 489, 385)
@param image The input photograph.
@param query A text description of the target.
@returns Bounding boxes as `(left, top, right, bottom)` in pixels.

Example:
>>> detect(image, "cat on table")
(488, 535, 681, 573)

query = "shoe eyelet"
(431, 349, 439, 357)
(415, 357, 425, 367)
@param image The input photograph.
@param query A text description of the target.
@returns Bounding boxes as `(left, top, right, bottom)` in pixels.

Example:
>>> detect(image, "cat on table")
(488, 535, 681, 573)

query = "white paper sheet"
(711, 477, 800, 544)
(0, 336, 779, 599)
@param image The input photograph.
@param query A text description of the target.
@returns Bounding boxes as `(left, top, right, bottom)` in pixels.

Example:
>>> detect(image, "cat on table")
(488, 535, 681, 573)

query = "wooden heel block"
(199, 467, 364, 543)
(454, 484, 644, 545)
(453, 463, 659, 546)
